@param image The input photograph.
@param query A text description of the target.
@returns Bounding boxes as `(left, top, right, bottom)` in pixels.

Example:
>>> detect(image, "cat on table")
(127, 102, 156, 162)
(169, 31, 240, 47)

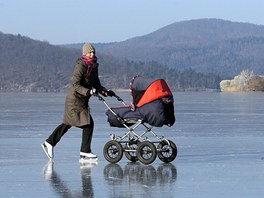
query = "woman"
(41, 43, 115, 162)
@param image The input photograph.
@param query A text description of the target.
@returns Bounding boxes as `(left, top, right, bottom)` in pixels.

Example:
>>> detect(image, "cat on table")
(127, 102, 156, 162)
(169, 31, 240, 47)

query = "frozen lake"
(0, 92, 264, 197)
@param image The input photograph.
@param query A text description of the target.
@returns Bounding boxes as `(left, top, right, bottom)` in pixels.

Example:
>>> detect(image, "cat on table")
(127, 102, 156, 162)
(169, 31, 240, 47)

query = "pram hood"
(106, 76, 175, 127)
(130, 76, 173, 107)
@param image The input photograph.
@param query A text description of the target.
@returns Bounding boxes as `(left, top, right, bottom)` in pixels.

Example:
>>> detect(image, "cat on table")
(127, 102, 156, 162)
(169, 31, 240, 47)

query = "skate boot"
(41, 141, 54, 159)
(79, 152, 98, 163)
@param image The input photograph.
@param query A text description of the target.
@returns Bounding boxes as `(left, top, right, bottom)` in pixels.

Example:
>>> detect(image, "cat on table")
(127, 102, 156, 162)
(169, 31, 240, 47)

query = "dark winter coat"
(63, 59, 107, 126)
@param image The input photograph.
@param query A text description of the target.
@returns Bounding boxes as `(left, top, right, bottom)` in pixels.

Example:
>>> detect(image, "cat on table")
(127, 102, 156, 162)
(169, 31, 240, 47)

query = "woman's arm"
(72, 63, 89, 96)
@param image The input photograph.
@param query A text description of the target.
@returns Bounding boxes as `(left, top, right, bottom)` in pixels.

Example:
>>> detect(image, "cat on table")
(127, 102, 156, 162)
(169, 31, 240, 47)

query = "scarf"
(81, 55, 98, 79)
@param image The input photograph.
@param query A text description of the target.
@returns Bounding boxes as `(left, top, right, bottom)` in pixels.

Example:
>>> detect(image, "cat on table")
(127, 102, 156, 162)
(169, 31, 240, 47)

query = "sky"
(1, 0, 264, 45)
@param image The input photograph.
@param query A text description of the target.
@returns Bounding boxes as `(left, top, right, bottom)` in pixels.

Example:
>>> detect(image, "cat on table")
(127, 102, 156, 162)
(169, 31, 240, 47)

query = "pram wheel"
(103, 140, 123, 163)
(137, 141, 157, 165)
(157, 139, 177, 163)
(125, 140, 139, 162)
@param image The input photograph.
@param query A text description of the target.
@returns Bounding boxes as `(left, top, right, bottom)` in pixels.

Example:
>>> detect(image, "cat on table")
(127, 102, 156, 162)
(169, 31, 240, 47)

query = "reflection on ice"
(42, 161, 97, 198)
(104, 163, 177, 197)
(42, 161, 177, 198)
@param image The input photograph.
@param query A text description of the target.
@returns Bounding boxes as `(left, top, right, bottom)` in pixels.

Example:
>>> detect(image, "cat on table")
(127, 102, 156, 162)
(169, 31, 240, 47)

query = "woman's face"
(86, 51, 95, 58)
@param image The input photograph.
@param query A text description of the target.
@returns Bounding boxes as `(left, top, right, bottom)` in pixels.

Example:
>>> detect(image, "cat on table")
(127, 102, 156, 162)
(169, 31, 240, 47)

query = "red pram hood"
(130, 76, 173, 107)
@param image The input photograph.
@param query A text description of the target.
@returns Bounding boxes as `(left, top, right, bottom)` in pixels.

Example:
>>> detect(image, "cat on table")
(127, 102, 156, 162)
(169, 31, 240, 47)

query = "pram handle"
(114, 95, 124, 103)
(93, 93, 125, 104)
(94, 93, 105, 101)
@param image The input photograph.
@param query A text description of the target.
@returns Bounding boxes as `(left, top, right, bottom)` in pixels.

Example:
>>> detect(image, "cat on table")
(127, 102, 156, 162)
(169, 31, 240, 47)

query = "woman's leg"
(46, 123, 71, 146)
(80, 116, 94, 153)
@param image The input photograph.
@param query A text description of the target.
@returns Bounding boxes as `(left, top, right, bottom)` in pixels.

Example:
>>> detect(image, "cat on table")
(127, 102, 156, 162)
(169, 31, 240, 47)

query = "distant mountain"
(0, 33, 80, 92)
(68, 18, 264, 77)
(0, 32, 135, 92)
(2, 18, 264, 92)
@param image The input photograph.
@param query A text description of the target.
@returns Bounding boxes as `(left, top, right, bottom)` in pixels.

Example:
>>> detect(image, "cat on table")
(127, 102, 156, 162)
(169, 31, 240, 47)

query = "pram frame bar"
(95, 93, 128, 127)
(95, 93, 169, 144)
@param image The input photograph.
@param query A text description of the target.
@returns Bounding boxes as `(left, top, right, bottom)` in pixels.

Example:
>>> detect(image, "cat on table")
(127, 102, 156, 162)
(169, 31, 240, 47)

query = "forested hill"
(0, 33, 80, 92)
(0, 32, 221, 92)
(1, 18, 264, 92)
(81, 19, 264, 77)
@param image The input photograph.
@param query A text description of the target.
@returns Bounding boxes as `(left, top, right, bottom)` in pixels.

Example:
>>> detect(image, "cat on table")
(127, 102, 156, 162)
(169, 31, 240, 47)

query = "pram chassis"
(96, 94, 177, 165)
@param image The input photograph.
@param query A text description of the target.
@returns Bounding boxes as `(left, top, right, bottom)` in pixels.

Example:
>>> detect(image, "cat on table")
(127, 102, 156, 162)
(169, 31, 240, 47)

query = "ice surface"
(0, 92, 264, 197)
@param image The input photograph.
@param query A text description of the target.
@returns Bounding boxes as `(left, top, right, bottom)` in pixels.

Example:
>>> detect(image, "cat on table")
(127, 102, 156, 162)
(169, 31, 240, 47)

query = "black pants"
(46, 116, 94, 153)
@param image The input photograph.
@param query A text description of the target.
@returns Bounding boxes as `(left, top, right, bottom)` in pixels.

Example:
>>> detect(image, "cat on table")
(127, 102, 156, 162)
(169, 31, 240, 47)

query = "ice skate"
(41, 141, 54, 159)
(79, 152, 98, 164)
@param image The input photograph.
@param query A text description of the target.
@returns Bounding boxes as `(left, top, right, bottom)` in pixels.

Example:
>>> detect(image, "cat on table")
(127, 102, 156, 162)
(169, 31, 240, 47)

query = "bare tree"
(238, 69, 254, 90)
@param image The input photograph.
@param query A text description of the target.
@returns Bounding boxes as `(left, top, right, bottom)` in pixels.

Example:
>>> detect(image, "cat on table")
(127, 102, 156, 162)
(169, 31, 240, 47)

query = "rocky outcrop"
(220, 70, 264, 92)
(220, 79, 240, 92)
(245, 76, 264, 91)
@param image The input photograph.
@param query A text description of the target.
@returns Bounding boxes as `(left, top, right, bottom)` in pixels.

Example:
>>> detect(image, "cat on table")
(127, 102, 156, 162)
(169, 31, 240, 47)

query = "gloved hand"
(106, 90, 115, 97)
(89, 88, 97, 96)
(100, 89, 115, 97)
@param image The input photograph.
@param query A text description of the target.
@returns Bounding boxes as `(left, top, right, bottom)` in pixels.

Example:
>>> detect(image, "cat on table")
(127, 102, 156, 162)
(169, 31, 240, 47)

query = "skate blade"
(41, 144, 52, 160)
(79, 158, 98, 164)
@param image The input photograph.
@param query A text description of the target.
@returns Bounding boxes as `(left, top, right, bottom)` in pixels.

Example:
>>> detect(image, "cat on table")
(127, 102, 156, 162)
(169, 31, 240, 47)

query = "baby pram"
(96, 76, 177, 165)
